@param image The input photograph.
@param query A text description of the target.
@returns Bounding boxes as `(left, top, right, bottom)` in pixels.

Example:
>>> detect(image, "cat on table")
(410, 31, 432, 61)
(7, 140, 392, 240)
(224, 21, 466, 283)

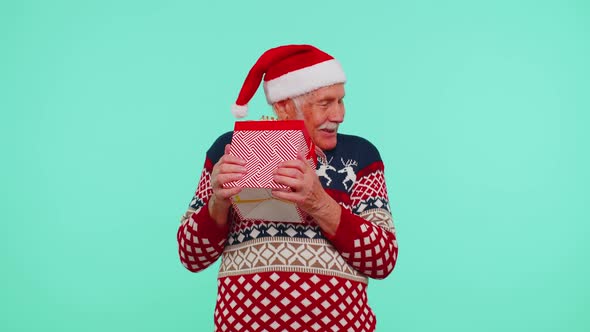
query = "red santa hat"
(231, 44, 347, 118)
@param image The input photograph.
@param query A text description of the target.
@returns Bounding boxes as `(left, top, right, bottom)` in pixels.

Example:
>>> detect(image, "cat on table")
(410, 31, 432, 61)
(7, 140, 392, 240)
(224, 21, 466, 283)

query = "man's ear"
(273, 99, 297, 120)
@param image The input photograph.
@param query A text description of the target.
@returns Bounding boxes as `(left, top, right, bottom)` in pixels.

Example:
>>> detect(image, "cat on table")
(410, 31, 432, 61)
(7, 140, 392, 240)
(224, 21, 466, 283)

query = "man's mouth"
(319, 123, 339, 134)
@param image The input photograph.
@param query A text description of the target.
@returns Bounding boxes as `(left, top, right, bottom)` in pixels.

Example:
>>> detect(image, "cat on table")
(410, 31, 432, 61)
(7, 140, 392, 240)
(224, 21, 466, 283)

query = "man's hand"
(208, 144, 247, 227)
(272, 154, 341, 236)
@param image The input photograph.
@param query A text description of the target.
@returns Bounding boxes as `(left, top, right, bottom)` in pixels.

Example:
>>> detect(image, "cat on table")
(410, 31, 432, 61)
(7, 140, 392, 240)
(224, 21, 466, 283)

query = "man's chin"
(313, 128, 338, 148)
(316, 136, 338, 151)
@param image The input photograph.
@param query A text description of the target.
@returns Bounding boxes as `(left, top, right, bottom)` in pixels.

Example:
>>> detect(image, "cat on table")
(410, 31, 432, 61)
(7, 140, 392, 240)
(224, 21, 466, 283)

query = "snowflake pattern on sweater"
(177, 132, 398, 332)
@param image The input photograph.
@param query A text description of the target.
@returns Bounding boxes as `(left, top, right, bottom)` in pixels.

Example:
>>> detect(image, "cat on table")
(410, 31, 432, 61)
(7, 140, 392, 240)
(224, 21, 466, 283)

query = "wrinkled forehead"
(299, 83, 344, 101)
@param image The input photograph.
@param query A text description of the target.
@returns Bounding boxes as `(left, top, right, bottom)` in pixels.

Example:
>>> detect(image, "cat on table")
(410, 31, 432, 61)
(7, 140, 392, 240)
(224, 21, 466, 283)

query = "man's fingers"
(218, 163, 247, 174)
(221, 144, 247, 165)
(211, 145, 247, 197)
(219, 153, 247, 166)
(271, 189, 300, 203)
(277, 159, 307, 172)
(273, 174, 303, 191)
(216, 173, 244, 186)
(274, 166, 303, 179)
(216, 186, 242, 199)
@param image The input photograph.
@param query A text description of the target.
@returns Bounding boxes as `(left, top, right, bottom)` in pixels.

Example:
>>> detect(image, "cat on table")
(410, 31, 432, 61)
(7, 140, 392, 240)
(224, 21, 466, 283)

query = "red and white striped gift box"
(224, 120, 316, 222)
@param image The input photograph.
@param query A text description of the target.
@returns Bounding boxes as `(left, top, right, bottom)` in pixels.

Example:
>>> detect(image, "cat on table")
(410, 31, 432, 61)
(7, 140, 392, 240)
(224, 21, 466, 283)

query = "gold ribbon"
(233, 195, 294, 205)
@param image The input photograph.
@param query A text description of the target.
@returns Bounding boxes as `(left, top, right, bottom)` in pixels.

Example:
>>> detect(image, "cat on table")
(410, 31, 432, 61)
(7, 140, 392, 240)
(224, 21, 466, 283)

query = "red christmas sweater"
(177, 132, 398, 332)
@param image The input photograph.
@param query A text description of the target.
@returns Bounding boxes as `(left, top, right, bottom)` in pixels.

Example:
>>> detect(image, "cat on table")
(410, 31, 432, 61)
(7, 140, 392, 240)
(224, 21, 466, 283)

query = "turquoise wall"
(2, 0, 588, 331)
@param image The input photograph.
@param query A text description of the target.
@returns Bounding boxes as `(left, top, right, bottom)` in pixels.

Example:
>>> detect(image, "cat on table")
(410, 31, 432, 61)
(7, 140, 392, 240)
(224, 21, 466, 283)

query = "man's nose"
(329, 103, 345, 123)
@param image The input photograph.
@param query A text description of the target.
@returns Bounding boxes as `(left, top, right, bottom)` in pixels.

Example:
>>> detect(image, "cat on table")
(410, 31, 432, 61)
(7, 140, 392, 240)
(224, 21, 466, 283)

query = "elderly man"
(177, 45, 398, 332)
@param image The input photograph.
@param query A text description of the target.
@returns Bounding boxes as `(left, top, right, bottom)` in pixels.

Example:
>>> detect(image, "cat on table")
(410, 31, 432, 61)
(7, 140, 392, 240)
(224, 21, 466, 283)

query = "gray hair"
(271, 91, 313, 119)
(292, 94, 306, 117)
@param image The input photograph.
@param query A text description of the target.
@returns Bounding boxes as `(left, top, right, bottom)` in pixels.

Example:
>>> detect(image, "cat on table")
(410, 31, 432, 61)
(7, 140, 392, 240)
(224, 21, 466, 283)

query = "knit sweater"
(177, 132, 398, 332)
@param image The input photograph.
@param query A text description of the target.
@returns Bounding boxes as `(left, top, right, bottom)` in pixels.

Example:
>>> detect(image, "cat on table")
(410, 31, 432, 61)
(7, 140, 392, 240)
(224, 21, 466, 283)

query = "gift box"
(224, 120, 316, 223)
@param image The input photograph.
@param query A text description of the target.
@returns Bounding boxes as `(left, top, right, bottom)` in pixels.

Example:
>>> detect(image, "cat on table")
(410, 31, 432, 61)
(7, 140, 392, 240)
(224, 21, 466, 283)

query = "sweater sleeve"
(177, 132, 233, 272)
(324, 159, 398, 280)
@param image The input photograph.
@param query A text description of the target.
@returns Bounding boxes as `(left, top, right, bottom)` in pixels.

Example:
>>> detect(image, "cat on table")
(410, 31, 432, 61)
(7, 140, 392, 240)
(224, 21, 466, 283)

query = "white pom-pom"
(231, 104, 248, 118)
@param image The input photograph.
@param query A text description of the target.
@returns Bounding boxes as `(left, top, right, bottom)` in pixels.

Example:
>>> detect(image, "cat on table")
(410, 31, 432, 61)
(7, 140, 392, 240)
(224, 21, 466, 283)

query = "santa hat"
(231, 44, 346, 118)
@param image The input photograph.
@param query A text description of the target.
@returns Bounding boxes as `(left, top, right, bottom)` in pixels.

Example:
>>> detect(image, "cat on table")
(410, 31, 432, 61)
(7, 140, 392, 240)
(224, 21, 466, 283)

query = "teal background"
(2, 0, 588, 331)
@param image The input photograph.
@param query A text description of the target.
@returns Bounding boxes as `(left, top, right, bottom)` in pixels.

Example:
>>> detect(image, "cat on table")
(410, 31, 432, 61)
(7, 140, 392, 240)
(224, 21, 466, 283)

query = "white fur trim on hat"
(263, 59, 346, 104)
(231, 104, 248, 118)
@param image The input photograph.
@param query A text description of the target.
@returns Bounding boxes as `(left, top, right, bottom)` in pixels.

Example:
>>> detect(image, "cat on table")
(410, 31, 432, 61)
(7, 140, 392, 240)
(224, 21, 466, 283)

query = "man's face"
(293, 84, 346, 151)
